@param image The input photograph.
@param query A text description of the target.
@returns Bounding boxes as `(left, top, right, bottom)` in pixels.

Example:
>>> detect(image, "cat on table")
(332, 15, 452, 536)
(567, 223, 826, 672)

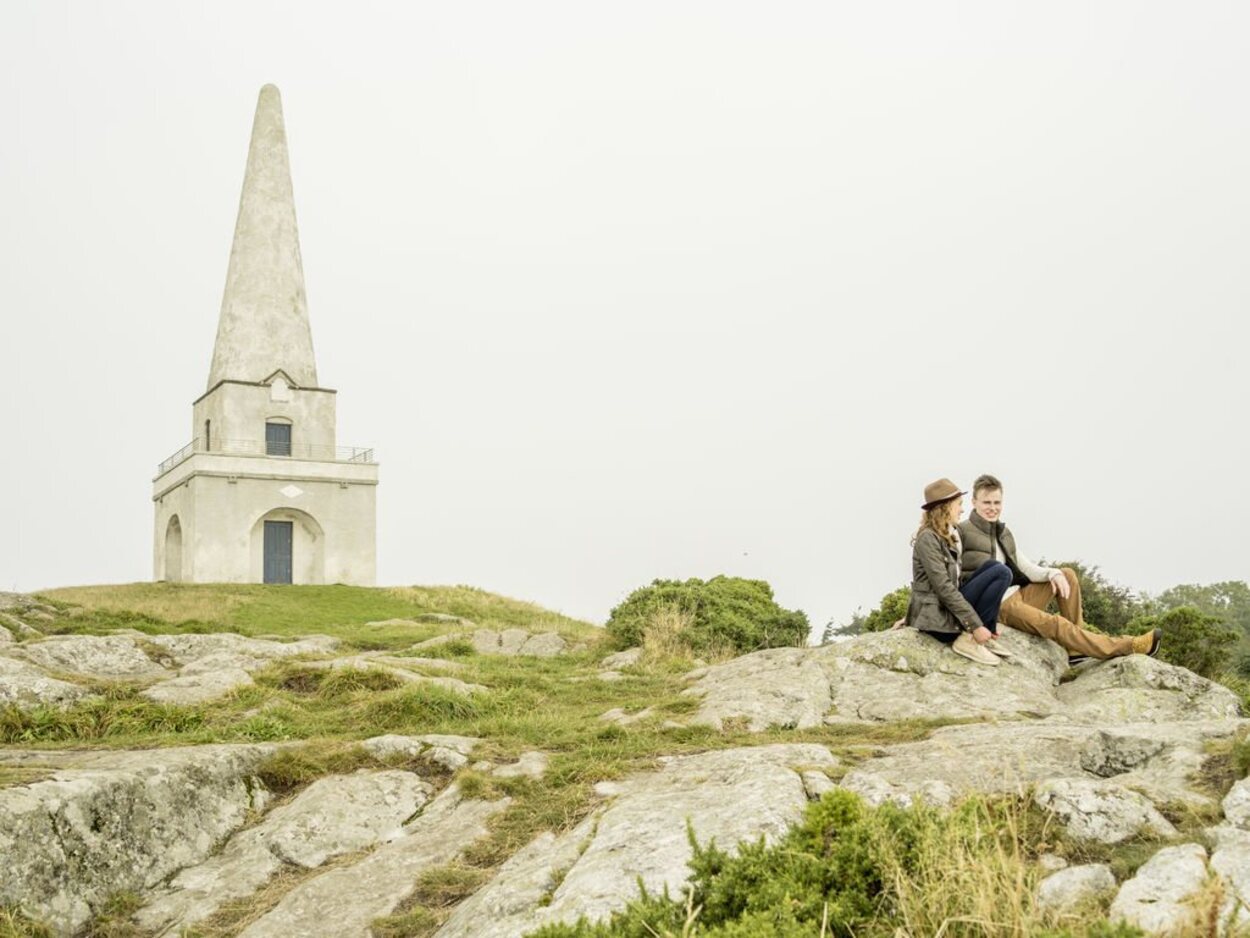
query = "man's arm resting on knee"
(1015, 548, 1068, 597)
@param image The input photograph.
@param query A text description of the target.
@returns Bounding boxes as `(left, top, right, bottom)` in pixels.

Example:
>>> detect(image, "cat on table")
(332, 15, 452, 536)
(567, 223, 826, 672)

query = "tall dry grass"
(884, 798, 1046, 937)
(639, 604, 734, 668)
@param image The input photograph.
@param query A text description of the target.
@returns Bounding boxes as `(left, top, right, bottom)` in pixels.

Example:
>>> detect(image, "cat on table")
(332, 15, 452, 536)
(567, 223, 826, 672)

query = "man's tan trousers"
(999, 567, 1134, 658)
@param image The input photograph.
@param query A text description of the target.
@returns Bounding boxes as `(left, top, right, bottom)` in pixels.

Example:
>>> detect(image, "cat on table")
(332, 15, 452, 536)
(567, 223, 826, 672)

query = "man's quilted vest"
(957, 513, 1028, 587)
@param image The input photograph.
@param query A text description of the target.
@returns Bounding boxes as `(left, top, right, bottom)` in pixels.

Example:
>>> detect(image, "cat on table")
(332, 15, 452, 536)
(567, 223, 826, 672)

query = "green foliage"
(1128, 606, 1240, 679)
(1155, 581, 1250, 635)
(605, 577, 809, 656)
(527, 790, 1061, 938)
(862, 587, 910, 633)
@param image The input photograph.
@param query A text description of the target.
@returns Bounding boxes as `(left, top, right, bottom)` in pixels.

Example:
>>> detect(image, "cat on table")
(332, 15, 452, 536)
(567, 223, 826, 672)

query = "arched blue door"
(263, 521, 293, 584)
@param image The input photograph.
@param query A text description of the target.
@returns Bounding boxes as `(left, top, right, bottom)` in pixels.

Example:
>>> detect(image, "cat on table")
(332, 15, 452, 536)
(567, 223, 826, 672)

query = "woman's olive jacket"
(905, 528, 983, 634)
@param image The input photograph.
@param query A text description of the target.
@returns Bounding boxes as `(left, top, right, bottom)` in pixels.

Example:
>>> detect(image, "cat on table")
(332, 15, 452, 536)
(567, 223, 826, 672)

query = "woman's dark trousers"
(960, 560, 1012, 633)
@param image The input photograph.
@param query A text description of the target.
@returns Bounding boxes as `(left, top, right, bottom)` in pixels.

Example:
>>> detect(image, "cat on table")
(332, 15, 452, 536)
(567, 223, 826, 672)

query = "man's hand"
(1050, 572, 1071, 600)
(972, 626, 993, 644)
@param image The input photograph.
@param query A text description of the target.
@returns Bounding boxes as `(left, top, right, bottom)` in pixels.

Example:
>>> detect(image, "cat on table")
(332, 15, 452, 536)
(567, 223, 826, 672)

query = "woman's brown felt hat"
(921, 478, 965, 510)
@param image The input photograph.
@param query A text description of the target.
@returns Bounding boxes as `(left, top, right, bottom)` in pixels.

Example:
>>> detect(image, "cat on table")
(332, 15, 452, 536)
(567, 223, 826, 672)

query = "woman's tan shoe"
(952, 632, 1001, 666)
(986, 640, 1013, 658)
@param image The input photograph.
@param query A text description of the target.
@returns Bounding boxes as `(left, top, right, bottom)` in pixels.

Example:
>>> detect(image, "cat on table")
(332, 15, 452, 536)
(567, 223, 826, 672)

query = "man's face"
(973, 488, 1003, 522)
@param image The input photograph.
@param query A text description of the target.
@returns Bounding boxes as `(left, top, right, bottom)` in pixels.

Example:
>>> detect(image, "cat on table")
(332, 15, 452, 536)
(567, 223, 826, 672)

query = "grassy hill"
(40, 582, 601, 644)
(3, 584, 1224, 938)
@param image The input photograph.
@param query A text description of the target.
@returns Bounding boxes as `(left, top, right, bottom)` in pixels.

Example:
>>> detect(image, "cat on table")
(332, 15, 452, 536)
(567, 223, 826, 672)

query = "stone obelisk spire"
(207, 84, 318, 389)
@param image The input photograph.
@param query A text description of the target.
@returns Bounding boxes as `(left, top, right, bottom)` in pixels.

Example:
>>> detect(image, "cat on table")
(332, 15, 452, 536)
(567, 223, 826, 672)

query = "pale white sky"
(2, 2, 1247, 631)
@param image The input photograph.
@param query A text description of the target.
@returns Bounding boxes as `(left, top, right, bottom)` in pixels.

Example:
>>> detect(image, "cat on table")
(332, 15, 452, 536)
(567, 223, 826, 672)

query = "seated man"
(957, 473, 1160, 660)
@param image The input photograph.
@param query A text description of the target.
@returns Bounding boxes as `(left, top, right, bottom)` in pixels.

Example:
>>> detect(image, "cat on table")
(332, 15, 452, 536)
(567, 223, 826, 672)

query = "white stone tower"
(153, 85, 378, 585)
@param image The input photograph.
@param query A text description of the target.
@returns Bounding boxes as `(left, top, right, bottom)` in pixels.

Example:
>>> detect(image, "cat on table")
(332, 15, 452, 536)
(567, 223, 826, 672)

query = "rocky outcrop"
(840, 719, 1242, 816)
(1036, 863, 1116, 914)
(435, 744, 836, 937)
(1057, 655, 1242, 723)
(5, 594, 1250, 938)
(361, 733, 481, 771)
(143, 631, 340, 667)
(1034, 778, 1178, 845)
(9, 634, 170, 681)
(1110, 843, 1210, 934)
(0, 630, 347, 708)
(237, 785, 509, 938)
(136, 769, 434, 931)
(0, 744, 276, 934)
(412, 628, 570, 658)
(0, 655, 92, 710)
(682, 628, 1240, 730)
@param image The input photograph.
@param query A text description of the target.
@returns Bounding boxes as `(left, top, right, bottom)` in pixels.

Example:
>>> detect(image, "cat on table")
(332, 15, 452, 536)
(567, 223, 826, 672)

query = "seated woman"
(905, 478, 1012, 667)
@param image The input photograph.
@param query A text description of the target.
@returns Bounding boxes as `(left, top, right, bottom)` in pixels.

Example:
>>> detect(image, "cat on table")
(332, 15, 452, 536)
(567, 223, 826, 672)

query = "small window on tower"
(205, 420, 212, 452)
(266, 422, 292, 457)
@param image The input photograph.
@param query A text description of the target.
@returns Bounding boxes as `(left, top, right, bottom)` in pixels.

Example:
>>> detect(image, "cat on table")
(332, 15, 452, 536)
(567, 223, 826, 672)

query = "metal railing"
(157, 438, 376, 475)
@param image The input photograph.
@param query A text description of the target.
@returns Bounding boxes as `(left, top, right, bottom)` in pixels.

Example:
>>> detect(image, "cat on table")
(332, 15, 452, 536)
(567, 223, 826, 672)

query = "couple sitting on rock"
(903, 473, 1162, 667)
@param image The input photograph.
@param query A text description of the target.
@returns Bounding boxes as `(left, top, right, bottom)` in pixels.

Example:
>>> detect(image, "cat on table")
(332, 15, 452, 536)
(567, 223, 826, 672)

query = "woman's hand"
(971, 626, 993, 644)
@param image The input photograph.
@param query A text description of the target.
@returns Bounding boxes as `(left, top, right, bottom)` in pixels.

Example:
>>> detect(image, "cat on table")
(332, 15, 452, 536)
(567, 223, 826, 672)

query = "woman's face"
(947, 496, 963, 525)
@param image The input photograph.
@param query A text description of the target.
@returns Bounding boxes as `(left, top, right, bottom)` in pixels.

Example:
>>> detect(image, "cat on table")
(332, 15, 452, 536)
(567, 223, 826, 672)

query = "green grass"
(37, 583, 600, 643)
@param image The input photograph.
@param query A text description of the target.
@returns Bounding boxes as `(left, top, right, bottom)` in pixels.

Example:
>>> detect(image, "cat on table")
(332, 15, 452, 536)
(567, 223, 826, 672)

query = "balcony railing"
(157, 438, 376, 475)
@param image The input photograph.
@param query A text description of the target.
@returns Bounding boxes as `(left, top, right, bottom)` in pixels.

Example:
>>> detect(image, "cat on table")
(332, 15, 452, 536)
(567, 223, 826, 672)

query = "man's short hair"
(972, 474, 1003, 496)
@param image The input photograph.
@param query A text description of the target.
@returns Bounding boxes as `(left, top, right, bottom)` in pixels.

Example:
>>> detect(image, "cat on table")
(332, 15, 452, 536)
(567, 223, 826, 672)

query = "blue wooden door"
(264, 521, 293, 584)
(266, 422, 292, 456)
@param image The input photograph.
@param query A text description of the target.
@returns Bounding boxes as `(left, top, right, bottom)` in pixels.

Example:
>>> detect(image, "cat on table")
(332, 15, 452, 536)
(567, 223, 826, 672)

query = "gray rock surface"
(1111, 843, 1209, 934)
(436, 743, 834, 937)
(682, 628, 1241, 731)
(600, 706, 655, 726)
(1223, 778, 1250, 830)
(362, 734, 481, 771)
(1058, 655, 1242, 723)
(520, 631, 567, 657)
(493, 751, 549, 780)
(0, 744, 275, 934)
(0, 655, 92, 710)
(1034, 778, 1177, 845)
(136, 769, 433, 931)
(237, 786, 508, 938)
(601, 647, 642, 669)
(299, 655, 486, 695)
(1209, 828, 1250, 929)
(8, 634, 170, 680)
(458, 628, 570, 657)
(1036, 863, 1116, 914)
(841, 720, 1243, 810)
(143, 631, 340, 666)
(141, 666, 255, 705)
(683, 646, 833, 731)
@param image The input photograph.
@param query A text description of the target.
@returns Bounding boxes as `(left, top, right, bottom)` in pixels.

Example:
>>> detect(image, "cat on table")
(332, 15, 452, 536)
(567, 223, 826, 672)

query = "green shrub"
(862, 587, 910, 633)
(526, 789, 1060, 938)
(1129, 606, 1239, 679)
(605, 577, 809, 656)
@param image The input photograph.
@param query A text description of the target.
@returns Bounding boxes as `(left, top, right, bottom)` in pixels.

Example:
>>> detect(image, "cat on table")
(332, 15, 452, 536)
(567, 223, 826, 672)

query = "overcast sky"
(2, 2, 1247, 630)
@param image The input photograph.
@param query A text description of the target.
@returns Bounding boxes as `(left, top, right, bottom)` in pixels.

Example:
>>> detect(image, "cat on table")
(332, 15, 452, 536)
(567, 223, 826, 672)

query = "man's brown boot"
(1131, 629, 1162, 657)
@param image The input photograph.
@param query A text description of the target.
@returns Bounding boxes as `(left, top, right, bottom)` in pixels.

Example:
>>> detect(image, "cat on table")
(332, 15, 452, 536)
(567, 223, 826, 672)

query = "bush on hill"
(605, 577, 809, 657)
(1130, 606, 1240, 680)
